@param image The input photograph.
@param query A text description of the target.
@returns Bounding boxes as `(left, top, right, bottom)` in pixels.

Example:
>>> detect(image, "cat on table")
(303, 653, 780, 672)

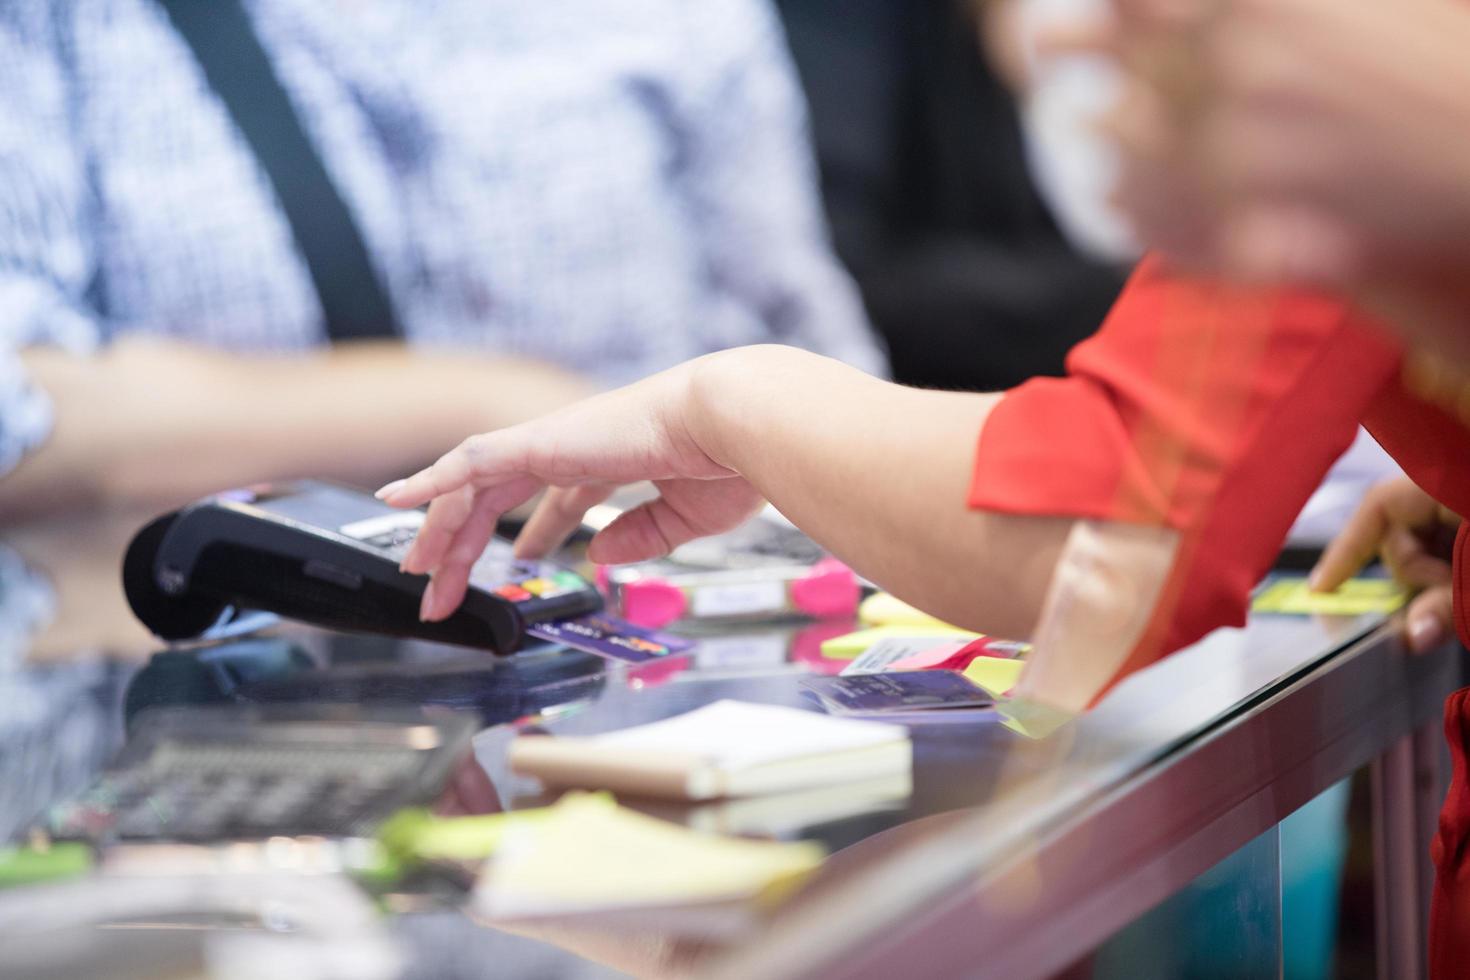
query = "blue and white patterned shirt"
(0, 0, 884, 473)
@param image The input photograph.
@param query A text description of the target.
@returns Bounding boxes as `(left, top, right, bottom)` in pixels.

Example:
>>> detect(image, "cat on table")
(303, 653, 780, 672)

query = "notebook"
(508, 700, 911, 801)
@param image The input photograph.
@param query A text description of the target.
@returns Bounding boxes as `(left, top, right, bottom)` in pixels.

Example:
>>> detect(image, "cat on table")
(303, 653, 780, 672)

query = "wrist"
(685, 345, 814, 473)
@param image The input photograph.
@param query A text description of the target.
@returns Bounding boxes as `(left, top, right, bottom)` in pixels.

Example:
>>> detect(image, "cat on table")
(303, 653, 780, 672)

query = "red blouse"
(968, 253, 1470, 975)
(967, 254, 1470, 685)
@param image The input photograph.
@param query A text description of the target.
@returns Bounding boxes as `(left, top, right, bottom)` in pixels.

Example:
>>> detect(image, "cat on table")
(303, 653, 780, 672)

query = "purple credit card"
(528, 613, 695, 664)
(801, 670, 995, 714)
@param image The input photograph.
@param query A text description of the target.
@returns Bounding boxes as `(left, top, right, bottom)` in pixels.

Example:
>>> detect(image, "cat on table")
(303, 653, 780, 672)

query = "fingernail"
(375, 479, 406, 501)
(419, 578, 438, 621)
(1306, 569, 1323, 591)
(1409, 614, 1445, 652)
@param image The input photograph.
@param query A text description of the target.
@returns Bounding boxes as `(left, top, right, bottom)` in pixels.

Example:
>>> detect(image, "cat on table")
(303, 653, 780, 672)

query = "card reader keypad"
(361, 530, 588, 607)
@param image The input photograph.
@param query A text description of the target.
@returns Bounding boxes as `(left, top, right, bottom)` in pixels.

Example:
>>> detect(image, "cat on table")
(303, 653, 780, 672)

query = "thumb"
(587, 480, 762, 565)
(1406, 584, 1454, 654)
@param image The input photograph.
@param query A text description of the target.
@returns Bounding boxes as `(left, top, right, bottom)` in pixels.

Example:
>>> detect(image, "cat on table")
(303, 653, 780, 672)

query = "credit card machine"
(123, 480, 602, 653)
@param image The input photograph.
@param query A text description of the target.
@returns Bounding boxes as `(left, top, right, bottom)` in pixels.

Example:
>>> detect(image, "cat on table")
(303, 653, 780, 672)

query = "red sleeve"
(1364, 378, 1470, 519)
(970, 254, 1402, 684)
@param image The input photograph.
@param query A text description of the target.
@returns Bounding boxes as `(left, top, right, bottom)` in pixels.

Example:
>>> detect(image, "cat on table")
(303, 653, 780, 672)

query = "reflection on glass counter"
(0, 504, 1453, 980)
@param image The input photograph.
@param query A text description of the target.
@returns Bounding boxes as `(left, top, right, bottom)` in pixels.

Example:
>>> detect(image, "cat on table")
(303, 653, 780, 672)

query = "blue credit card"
(801, 671, 995, 714)
(528, 614, 694, 663)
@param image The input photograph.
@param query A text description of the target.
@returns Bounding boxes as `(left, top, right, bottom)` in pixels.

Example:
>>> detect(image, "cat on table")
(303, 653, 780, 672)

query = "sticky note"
(1252, 577, 1406, 616)
(858, 593, 963, 629)
(962, 656, 1026, 698)
(820, 625, 978, 660)
(379, 804, 570, 864)
(476, 793, 825, 918)
(883, 641, 975, 672)
(0, 843, 92, 888)
(840, 638, 971, 676)
(886, 636, 1029, 673)
(997, 699, 1076, 740)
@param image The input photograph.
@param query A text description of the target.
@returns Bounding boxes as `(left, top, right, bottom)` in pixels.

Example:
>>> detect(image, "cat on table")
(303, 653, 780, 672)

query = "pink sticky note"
(885, 640, 975, 672)
(790, 559, 860, 618)
(619, 578, 688, 629)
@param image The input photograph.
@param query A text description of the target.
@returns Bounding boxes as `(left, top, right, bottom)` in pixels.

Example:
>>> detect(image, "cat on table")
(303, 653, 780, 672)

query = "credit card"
(801, 671, 994, 714)
(528, 614, 695, 664)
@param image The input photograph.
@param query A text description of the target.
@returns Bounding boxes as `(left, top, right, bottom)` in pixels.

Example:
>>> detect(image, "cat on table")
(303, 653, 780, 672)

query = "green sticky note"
(379, 794, 613, 865)
(1252, 577, 1406, 616)
(0, 843, 92, 888)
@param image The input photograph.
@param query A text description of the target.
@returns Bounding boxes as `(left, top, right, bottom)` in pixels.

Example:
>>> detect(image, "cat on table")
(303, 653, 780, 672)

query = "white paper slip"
(840, 637, 970, 676)
(509, 700, 911, 800)
(691, 580, 788, 617)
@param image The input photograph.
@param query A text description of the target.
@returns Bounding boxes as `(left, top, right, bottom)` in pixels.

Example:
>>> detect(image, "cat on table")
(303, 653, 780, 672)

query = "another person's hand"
(1099, 0, 1470, 353)
(1310, 477, 1460, 652)
(378, 355, 766, 622)
(2, 336, 599, 520)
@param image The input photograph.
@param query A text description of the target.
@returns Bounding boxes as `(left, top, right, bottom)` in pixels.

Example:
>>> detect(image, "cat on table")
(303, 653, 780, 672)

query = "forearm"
(0, 339, 595, 519)
(688, 346, 1070, 637)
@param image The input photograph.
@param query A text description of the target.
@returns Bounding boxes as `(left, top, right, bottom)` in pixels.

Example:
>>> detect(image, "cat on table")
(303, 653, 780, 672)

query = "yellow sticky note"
(1252, 577, 1406, 616)
(820, 625, 977, 660)
(997, 699, 1076, 740)
(962, 656, 1026, 698)
(478, 793, 825, 915)
(858, 593, 963, 629)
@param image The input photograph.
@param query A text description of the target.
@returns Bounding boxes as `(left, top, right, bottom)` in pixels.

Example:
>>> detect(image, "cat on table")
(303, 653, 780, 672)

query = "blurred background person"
(1088, 0, 1470, 618)
(772, 0, 1127, 392)
(1089, 0, 1470, 971)
(0, 0, 883, 520)
(1095, 0, 1470, 364)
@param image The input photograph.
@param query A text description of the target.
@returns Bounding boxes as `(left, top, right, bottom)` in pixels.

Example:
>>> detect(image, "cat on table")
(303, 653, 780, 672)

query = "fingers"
(585, 479, 764, 566)
(401, 486, 476, 576)
(1405, 584, 1453, 654)
(1100, 75, 1175, 164)
(1035, 19, 1116, 59)
(586, 499, 689, 566)
(419, 489, 510, 622)
(377, 429, 529, 510)
(420, 476, 542, 622)
(1380, 524, 1453, 590)
(1310, 491, 1389, 592)
(1116, 0, 1216, 30)
(513, 484, 615, 560)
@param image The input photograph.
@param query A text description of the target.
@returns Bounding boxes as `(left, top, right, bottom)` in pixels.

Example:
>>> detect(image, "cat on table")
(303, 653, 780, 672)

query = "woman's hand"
(377, 354, 765, 621)
(375, 344, 1054, 639)
(1310, 477, 1460, 652)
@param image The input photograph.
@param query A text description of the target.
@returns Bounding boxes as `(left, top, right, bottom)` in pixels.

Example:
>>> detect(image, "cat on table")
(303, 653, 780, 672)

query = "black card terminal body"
(124, 480, 602, 653)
